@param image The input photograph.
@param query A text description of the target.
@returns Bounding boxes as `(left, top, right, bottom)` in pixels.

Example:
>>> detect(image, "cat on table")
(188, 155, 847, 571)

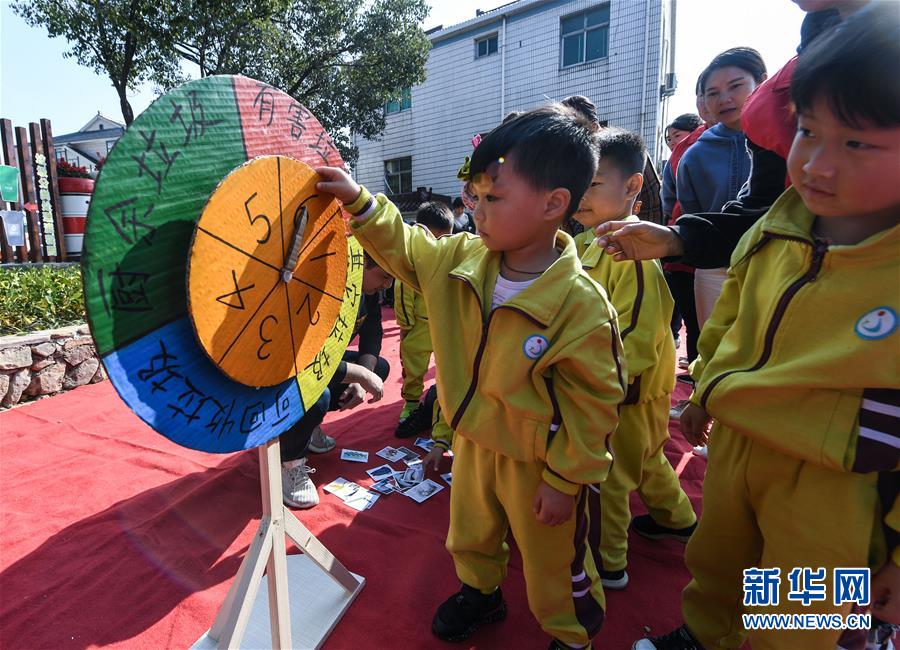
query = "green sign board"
(0, 165, 19, 203)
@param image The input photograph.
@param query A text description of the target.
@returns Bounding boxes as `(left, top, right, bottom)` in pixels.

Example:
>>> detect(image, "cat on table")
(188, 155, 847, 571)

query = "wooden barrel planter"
(57, 177, 94, 258)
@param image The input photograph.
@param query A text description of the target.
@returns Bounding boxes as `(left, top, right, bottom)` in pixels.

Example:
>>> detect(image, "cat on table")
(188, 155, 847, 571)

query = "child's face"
(703, 66, 760, 131)
(470, 155, 569, 251)
(665, 127, 690, 151)
(575, 159, 641, 228)
(788, 98, 900, 222)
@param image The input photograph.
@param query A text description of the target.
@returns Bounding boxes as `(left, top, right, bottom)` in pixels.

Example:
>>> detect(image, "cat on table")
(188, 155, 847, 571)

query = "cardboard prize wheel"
(81, 76, 366, 649)
(82, 75, 365, 454)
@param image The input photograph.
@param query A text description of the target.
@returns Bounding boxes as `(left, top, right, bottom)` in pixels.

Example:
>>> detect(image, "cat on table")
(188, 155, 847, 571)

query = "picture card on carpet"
(403, 479, 444, 503)
(340, 449, 369, 463)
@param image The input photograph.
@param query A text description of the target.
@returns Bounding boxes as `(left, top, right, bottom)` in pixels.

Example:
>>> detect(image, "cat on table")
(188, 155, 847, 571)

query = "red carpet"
(0, 309, 705, 649)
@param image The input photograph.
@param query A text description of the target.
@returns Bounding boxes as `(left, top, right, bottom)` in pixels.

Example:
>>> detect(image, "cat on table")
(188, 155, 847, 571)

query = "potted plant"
(55, 160, 94, 258)
(56, 160, 94, 194)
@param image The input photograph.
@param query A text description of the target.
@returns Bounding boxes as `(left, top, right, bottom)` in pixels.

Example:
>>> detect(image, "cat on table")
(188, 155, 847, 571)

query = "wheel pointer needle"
(281, 205, 308, 283)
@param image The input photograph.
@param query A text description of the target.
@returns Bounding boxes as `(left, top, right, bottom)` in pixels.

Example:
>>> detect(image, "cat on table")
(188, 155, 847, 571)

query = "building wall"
(58, 138, 117, 169)
(353, 0, 667, 199)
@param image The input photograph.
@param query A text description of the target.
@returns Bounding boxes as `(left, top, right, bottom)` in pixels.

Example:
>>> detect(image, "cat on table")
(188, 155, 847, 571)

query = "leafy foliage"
(0, 266, 85, 335)
(13, 0, 183, 125)
(159, 0, 431, 162)
(15, 0, 432, 163)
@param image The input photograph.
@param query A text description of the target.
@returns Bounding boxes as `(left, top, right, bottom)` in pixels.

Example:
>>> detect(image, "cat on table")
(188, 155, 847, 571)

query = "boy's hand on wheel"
(315, 166, 362, 204)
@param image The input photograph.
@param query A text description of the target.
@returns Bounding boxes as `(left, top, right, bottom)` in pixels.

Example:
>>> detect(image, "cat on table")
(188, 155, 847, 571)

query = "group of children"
(290, 3, 898, 648)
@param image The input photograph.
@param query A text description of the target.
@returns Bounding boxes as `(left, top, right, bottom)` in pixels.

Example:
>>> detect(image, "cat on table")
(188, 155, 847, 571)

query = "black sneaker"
(631, 514, 697, 543)
(432, 584, 507, 642)
(599, 568, 629, 590)
(395, 400, 433, 438)
(632, 625, 704, 649)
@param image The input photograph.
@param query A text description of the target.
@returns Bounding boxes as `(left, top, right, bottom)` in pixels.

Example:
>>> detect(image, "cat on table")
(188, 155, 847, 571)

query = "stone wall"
(0, 324, 106, 409)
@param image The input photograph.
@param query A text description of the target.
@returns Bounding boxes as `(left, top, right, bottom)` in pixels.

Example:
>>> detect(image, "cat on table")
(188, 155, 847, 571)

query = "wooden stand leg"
(200, 438, 364, 650)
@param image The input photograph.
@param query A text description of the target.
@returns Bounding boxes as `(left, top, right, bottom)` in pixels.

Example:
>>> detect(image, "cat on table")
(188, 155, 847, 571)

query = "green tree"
(13, 0, 182, 125)
(161, 0, 431, 163)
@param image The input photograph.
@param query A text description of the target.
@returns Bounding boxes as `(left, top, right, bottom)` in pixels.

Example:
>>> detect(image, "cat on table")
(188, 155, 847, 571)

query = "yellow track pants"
(599, 394, 697, 571)
(399, 319, 432, 403)
(447, 435, 606, 648)
(682, 422, 888, 650)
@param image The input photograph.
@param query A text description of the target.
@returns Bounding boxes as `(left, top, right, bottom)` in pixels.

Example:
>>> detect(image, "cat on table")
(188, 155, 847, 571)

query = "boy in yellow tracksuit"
(636, 10, 900, 649)
(573, 128, 697, 590)
(393, 202, 453, 423)
(316, 105, 626, 649)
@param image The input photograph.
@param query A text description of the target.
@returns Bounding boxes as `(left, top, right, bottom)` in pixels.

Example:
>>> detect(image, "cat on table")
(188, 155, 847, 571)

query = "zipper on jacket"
(699, 236, 828, 410)
(449, 275, 548, 430)
(450, 277, 491, 430)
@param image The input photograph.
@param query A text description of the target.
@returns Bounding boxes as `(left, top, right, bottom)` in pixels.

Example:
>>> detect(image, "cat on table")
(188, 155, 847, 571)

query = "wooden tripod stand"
(193, 438, 364, 649)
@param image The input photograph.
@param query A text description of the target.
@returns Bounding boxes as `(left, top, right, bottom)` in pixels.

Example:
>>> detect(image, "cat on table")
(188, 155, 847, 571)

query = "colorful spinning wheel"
(82, 75, 364, 453)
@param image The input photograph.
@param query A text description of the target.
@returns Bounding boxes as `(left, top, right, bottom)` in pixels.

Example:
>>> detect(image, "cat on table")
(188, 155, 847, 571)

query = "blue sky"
(1, 0, 804, 136)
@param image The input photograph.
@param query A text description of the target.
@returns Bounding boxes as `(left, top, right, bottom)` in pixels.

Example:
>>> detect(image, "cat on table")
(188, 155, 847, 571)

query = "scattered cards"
(441, 472, 452, 485)
(396, 446, 420, 463)
(414, 437, 435, 452)
(370, 477, 400, 495)
(375, 446, 405, 463)
(323, 477, 357, 498)
(398, 464, 424, 487)
(366, 464, 395, 481)
(403, 479, 445, 503)
(343, 486, 379, 511)
(340, 449, 369, 463)
(323, 477, 379, 510)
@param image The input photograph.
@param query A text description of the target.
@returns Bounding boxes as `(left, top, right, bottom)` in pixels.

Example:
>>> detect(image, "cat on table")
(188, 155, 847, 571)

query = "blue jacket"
(676, 123, 751, 215)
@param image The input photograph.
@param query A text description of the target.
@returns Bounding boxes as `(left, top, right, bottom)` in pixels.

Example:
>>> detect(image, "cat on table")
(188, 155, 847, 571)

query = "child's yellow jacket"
(575, 218, 676, 405)
(690, 188, 899, 563)
(351, 190, 626, 495)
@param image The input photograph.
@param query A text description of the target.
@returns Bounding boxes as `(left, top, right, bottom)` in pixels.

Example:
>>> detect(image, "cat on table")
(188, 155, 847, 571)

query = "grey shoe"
(282, 458, 319, 508)
(307, 426, 336, 454)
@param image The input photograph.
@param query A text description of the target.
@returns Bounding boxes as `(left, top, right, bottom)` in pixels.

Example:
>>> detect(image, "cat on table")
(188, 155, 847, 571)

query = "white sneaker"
(307, 426, 336, 454)
(669, 399, 689, 419)
(282, 458, 319, 508)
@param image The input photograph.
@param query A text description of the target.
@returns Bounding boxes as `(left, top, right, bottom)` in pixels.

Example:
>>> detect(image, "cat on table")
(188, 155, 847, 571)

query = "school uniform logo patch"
(523, 334, 549, 360)
(855, 306, 897, 340)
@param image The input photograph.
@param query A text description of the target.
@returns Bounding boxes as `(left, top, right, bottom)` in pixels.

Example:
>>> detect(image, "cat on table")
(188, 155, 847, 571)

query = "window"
(475, 34, 498, 58)
(384, 157, 412, 194)
(98, 123, 104, 130)
(560, 4, 610, 68)
(385, 87, 412, 114)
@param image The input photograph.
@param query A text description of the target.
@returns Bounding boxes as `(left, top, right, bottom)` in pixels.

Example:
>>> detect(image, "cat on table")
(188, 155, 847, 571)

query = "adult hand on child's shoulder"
(594, 220, 684, 261)
(680, 403, 712, 447)
(533, 481, 574, 526)
(871, 560, 900, 624)
(315, 166, 361, 204)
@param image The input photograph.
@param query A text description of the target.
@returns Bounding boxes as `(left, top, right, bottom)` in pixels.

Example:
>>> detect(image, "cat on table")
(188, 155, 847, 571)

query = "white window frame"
(560, 4, 611, 69)
(475, 33, 499, 59)
(384, 156, 412, 194)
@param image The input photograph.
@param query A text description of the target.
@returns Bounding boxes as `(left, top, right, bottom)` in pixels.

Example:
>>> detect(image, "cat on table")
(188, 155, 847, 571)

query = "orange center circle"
(187, 156, 347, 387)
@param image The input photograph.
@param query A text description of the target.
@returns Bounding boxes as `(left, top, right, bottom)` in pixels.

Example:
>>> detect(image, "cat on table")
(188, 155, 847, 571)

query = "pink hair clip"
(471, 134, 482, 149)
